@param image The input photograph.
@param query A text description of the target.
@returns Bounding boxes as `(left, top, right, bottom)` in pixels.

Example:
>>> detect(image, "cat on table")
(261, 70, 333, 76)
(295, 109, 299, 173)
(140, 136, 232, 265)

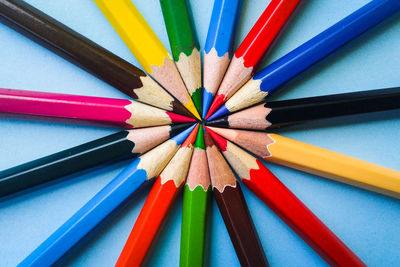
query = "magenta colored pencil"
(0, 88, 195, 128)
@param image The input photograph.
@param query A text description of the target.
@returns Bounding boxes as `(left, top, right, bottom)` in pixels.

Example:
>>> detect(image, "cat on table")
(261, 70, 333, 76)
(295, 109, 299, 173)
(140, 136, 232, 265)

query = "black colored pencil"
(206, 87, 400, 130)
(0, 124, 191, 197)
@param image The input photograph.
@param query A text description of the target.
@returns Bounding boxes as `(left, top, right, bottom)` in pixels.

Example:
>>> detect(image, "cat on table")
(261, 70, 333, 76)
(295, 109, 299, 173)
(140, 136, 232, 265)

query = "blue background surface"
(0, 0, 400, 266)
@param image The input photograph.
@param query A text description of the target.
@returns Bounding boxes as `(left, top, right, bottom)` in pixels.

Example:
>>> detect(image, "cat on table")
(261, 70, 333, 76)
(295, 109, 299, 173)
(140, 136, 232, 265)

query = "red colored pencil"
(205, 126, 366, 267)
(205, 0, 301, 119)
(0, 88, 195, 128)
(116, 124, 199, 267)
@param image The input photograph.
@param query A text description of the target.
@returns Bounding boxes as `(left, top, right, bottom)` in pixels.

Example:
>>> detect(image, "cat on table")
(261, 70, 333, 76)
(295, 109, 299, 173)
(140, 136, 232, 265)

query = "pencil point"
(207, 104, 229, 121)
(202, 90, 214, 119)
(204, 117, 228, 127)
(191, 88, 203, 117)
(182, 124, 199, 147)
(194, 125, 206, 149)
(167, 112, 197, 123)
(171, 124, 197, 145)
(204, 94, 225, 120)
(204, 126, 227, 151)
(170, 123, 195, 137)
(184, 99, 202, 120)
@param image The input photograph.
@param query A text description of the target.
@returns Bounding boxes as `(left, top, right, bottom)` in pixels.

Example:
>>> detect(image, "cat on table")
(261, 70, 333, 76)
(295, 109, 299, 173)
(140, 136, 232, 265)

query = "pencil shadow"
(204, 189, 214, 267)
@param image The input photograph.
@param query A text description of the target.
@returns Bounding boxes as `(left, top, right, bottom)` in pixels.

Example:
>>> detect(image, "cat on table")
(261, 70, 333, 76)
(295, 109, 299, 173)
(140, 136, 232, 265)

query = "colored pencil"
(206, 0, 301, 119)
(19, 124, 197, 266)
(208, 0, 400, 120)
(206, 127, 366, 267)
(206, 87, 400, 130)
(94, 0, 201, 120)
(0, 124, 192, 198)
(202, 0, 243, 118)
(0, 88, 195, 128)
(0, 0, 193, 118)
(116, 124, 198, 267)
(160, 0, 202, 115)
(204, 130, 269, 267)
(208, 127, 400, 198)
(180, 125, 211, 267)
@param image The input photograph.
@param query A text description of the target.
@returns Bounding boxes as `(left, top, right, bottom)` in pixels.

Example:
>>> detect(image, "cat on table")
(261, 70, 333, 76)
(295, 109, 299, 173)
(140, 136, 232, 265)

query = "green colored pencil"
(180, 126, 211, 266)
(160, 0, 202, 115)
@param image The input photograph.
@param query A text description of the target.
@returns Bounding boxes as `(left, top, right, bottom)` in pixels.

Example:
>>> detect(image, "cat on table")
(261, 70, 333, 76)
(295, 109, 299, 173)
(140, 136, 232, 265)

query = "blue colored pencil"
(202, 0, 243, 119)
(208, 0, 400, 120)
(19, 124, 196, 267)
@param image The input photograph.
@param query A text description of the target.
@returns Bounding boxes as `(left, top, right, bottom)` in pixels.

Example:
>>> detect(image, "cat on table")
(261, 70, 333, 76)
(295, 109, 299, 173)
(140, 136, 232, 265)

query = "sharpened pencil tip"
(204, 94, 225, 120)
(207, 104, 229, 121)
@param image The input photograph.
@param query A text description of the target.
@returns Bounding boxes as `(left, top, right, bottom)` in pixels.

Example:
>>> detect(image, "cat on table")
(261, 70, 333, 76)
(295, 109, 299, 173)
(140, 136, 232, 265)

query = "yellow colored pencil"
(94, 0, 200, 120)
(208, 127, 400, 198)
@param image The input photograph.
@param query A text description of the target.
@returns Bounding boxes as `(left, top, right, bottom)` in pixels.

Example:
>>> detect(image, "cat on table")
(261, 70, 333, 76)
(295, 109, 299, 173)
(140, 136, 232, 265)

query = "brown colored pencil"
(204, 130, 269, 267)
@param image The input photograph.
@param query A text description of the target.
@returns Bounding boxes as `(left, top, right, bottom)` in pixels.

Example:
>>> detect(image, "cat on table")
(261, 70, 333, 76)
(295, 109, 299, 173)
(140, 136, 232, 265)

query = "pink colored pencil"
(0, 88, 195, 128)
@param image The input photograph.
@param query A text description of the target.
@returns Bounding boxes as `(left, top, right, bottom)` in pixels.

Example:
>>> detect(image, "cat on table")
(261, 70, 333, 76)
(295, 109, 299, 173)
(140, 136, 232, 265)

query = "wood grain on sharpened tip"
(208, 127, 400, 198)
(0, 0, 192, 117)
(0, 88, 195, 128)
(0, 123, 192, 198)
(202, 0, 243, 119)
(160, 0, 202, 115)
(209, 0, 301, 117)
(116, 124, 198, 267)
(19, 125, 197, 267)
(180, 126, 211, 267)
(94, 0, 201, 120)
(204, 130, 269, 267)
(206, 87, 400, 130)
(208, 0, 400, 120)
(205, 127, 366, 267)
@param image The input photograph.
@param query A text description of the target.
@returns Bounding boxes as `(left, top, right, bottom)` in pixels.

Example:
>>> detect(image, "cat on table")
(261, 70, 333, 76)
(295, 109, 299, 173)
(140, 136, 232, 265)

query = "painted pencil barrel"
(213, 184, 269, 267)
(0, 131, 135, 197)
(19, 159, 151, 267)
(116, 178, 182, 267)
(180, 185, 211, 267)
(267, 134, 400, 198)
(243, 160, 366, 266)
(266, 87, 400, 128)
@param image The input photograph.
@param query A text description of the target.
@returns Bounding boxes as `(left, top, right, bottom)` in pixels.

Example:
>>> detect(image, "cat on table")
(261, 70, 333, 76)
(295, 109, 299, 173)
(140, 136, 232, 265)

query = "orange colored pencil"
(115, 124, 199, 267)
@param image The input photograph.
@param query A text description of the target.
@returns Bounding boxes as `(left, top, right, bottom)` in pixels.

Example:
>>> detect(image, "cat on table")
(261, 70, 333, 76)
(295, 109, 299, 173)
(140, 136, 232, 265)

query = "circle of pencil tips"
(1, 0, 400, 266)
